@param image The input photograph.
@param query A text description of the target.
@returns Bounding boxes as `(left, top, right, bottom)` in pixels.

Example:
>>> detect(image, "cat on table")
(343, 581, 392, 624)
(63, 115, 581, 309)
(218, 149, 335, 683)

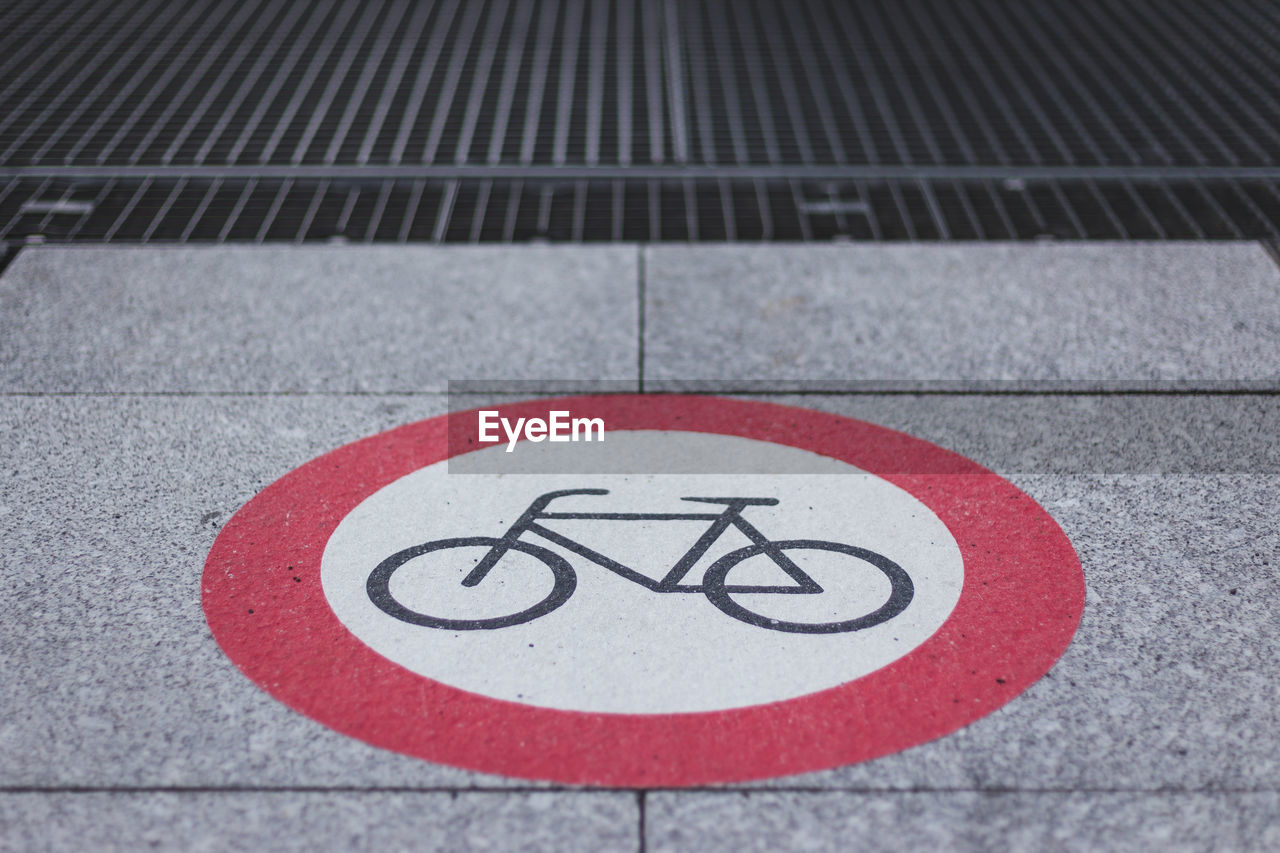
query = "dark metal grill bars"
(2, 0, 1280, 244)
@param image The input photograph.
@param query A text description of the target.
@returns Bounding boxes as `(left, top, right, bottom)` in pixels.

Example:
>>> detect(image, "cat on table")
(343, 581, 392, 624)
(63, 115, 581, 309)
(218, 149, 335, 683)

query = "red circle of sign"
(203, 395, 1082, 786)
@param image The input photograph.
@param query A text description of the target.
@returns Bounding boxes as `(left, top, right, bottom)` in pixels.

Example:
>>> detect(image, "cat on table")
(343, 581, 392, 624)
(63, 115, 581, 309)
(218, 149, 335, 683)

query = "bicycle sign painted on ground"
(368, 488, 914, 634)
(204, 395, 1083, 786)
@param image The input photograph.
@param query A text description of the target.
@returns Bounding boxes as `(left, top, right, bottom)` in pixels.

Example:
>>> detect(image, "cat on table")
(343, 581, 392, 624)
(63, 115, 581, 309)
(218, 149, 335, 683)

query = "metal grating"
(2, 0, 1280, 245)
(4, 176, 1280, 245)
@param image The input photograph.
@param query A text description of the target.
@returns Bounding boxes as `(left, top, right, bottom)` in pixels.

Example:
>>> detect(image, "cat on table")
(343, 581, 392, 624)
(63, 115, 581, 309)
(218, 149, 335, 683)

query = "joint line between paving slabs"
(2, 785, 1278, 795)
(637, 790, 647, 853)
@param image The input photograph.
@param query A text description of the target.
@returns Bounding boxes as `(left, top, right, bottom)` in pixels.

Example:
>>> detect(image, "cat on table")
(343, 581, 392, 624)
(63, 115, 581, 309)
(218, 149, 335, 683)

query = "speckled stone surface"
(0, 792, 637, 852)
(733, 393, 1280, 476)
(710, 395, 1280, 792)
(4, 244, 1279, 851)
(0, 245, 638, 392)
(3, 395, 1277, 796)
(0, 396, 507, 788)
(643, 243, 1280, 384)
(752, 469, 1280, 792)
(646, 791, 1280, 852)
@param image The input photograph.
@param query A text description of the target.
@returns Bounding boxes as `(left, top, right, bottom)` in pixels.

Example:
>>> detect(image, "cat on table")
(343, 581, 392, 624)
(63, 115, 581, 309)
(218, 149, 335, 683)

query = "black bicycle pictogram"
(367, 489, 914, 634)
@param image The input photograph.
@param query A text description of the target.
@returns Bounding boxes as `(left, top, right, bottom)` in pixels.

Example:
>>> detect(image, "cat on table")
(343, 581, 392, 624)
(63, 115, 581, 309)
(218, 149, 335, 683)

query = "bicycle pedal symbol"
(368, 488, 914, 634)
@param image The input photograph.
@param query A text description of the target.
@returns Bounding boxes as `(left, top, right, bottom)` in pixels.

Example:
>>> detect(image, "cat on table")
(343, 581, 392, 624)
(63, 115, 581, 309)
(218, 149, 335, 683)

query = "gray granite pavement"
(0, 791, 637, 852)
(644, 243, 1280, 385)
(0, 245, 638, 393)
(647, 791, 1280, 852)
(3, 395, 1277, 797)
(2, 244, 1278, 851)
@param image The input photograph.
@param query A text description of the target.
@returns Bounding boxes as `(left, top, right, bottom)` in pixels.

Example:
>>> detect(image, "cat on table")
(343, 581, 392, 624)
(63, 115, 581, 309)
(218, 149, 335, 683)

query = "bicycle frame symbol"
(368, 488, 914, 634)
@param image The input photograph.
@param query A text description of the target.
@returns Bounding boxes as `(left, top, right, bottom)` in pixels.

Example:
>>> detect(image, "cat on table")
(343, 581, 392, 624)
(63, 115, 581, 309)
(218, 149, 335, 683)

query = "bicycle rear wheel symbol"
(367, 489, 914, 634)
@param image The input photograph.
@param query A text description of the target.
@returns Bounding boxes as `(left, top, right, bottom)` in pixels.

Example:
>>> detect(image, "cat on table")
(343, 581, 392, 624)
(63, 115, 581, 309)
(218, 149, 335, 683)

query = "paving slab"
(710, 395, 1280, 791)
(646, 791, 1280, 853)
(0, 395, 511, 788)
(764, 393, 1280, 475)
(2, 393, 1277, 798)
(0, 791, 637, 852)
(0, 245, 638, 393)
(643, 243, 1280, 385)
(732, 470, 1279, 792)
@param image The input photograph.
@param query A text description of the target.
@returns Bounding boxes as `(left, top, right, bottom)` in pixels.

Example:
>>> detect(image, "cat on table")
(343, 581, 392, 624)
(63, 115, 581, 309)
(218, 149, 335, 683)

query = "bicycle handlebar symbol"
(367, 488, 914, 634)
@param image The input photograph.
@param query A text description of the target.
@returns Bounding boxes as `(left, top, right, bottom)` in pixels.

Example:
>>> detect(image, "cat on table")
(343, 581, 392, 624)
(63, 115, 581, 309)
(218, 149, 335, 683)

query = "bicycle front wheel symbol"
(702, 540, 915, 634)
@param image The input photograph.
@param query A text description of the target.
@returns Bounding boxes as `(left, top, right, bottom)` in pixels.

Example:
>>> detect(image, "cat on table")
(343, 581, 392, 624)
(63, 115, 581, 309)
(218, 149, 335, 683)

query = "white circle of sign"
(321, 430, 963, 714)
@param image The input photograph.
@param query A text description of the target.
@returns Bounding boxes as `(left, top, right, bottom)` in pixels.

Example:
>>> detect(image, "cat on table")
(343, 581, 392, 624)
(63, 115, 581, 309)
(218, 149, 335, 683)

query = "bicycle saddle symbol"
(367, 488, 914, 634)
